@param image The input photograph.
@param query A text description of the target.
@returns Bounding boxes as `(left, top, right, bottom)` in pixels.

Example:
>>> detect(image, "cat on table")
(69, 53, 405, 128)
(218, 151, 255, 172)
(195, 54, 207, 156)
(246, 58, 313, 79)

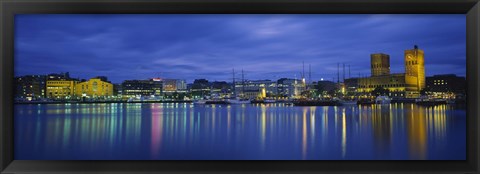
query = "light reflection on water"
(15, 103, 466, 160)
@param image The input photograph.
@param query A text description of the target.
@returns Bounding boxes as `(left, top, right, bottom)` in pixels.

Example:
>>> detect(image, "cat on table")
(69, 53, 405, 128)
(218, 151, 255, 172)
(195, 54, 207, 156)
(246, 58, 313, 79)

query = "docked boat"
(339, 100, 357, 106)
(292, 99, 339, 106)
(415, 97, 447, 105)
(205, 100, 229, 104)
(357, 98, 374, 105)
(446, 99, 456, 104)
(193, 99, 206, 104)
(227, 98, 251, 104)
(375, 96, 391, 104)
(264, 99, 276, 103)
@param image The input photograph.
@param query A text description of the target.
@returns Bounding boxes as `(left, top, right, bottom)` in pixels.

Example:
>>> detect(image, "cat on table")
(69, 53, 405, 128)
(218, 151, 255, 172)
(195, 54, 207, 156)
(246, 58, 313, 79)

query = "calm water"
(14, 103, 466, 160)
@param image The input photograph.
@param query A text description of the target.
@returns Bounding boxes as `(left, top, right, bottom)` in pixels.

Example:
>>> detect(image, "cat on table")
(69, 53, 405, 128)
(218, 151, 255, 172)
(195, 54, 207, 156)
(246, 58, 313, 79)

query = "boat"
(205, 100, 229, 104)
(227, 97, 251, 104)
(226, 68, 251, 104)
(251, 99, 276, 104)
(446, 99, 456, 104)
(415, 97, 447, 105)
(375, 96, 391, 104)
(292, 99, 339, 106)
(357, 98, 374, 105)
(339, 100, 357, 106)
(264, 99, 276, 103)
(193, 99, 206, 104)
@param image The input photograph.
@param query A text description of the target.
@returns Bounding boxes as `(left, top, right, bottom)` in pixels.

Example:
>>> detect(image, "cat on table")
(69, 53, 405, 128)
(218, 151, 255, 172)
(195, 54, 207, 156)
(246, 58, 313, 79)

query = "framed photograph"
(1, 0, 479, 173)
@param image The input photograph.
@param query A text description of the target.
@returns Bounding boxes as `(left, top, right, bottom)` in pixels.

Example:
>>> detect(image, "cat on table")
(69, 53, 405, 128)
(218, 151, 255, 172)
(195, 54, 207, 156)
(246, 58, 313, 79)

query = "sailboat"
(227, 69, 251, 104)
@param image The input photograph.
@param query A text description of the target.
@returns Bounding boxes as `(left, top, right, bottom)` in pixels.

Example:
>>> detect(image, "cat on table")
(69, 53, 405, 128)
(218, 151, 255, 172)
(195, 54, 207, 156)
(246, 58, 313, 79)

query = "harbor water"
(14, 103, 466, 160)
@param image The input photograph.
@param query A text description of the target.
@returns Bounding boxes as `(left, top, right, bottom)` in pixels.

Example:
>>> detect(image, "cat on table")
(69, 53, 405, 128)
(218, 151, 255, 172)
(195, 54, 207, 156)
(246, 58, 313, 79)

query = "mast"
(232, 68, 236, 97)
(349, 65, 351, 79)
(309, 64, 311, 85)
(343, 63, 345, 83)
(337, 63, 340, 84)
(302, 61, 305, 80)
(242, 69, 245, 97)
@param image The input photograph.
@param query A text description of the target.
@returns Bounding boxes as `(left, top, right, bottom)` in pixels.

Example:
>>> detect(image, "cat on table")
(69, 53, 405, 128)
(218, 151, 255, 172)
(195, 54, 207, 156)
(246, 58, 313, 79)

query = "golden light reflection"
(341, 108, 347, 158)
(302, 107, 308, 159)
(261, 105, 267, 151)
(407, 104, 427, 159)
(310, 106, 316, 147)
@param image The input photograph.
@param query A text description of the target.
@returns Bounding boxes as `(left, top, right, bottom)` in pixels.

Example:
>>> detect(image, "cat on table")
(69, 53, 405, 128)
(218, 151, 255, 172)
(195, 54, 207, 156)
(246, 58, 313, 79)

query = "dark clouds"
(15, 14, 466, 83)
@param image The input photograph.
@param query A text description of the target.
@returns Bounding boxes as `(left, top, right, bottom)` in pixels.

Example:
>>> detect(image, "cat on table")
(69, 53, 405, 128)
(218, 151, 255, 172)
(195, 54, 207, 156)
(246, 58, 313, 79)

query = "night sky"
(15, 14, 466, 84)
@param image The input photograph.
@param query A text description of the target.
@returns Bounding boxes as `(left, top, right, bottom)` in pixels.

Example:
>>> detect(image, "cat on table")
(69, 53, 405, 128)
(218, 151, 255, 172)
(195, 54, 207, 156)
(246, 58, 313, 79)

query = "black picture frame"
(1, 0, 479, 173)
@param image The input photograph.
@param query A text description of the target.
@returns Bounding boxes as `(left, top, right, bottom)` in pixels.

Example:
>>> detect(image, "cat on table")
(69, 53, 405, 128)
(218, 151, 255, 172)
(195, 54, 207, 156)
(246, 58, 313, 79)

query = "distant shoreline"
(14, 100, 193, 104)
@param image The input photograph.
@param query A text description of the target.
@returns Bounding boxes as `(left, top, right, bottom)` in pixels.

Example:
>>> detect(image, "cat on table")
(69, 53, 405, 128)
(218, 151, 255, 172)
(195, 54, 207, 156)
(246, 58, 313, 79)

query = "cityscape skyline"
(15, 14, 466, 83)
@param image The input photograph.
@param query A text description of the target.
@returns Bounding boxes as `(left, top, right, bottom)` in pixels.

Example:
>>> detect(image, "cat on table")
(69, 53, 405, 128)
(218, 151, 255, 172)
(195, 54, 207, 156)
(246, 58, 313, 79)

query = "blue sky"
(15, 14, 466, 84)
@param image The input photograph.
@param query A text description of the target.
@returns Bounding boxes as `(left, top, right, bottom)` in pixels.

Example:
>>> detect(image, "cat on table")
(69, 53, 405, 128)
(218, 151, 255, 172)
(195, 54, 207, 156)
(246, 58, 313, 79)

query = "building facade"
(75, 77, 113, 98)
(277, 78, 305, 98)
(191, 79, 211, 99)
(426, 74, 466, 94)
(14, 75, 47, 101)
(235, 80, 277, 99)
(121, 80, 156, 99)
(162, 79, 187, 93)
(46, 72, 78, 100)
(371, 53, 390, 76)
(404, 45, 426, 97)
(356, 45, 426, 98)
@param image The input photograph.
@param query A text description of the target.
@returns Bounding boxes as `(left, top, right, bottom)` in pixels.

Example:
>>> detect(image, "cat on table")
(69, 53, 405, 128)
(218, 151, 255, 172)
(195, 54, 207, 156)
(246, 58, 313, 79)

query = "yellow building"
(371, 53, 390, 76)
(357, 45, 425, 98)
(75, 78, 113, 98)
(404, 45, 425, 98)
(46, 80, 77, 99)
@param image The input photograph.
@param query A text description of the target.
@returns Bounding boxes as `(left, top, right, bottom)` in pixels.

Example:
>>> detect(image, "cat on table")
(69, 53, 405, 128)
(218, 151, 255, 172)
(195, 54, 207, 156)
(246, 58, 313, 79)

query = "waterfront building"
(150, 78, 163, 96)
(46, 72, 78, 100)
(344, 78, 359, 95)
(404, 45, 426, 97)
(210, 81, 230, 98)
(191, 79, 211, 99)
(277, 78, 305, 98)
(236, 80, 277, 99)
(113, 84, 122, 97)
(426, 74, 466, 95)
(162, 79, 187, 93)
(243, 89, 263, 99)
(356, 45, 426, 98)
(14, 75, 47, 101)
(121, 80, 156, 99)
(75, 77, 113, 99)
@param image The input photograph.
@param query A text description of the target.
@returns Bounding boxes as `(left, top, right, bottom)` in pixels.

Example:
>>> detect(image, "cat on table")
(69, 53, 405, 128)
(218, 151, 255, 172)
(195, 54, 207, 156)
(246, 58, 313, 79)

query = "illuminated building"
(210, 81, 230, 98)
(14, 75, 47, 101)
(121, 79, 159, 99)
(243, 89, 263, 99)
(344, 78, 358, 95)
(356, 45, 426, 98)
(162, 79, 187, 93)
(191, 79, 211, 99)
(46, 72, 78, 100)
(404, 45, 426, 97)
(277, 78, 305, 98)
(75, 77, 113, 98)
(236, 80, 277, 99)
(371, 53, 390, 76)
(426, 74, 466, 96)
(113, 84, 122, 97)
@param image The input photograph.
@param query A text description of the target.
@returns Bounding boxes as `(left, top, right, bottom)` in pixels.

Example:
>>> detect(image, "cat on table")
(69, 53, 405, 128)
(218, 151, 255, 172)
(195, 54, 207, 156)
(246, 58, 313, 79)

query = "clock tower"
(404, 45, 425, 98)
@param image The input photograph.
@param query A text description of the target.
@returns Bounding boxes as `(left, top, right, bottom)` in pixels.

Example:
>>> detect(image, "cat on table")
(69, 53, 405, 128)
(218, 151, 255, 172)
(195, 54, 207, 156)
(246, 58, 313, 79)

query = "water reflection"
(14, 103, 465, 160)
